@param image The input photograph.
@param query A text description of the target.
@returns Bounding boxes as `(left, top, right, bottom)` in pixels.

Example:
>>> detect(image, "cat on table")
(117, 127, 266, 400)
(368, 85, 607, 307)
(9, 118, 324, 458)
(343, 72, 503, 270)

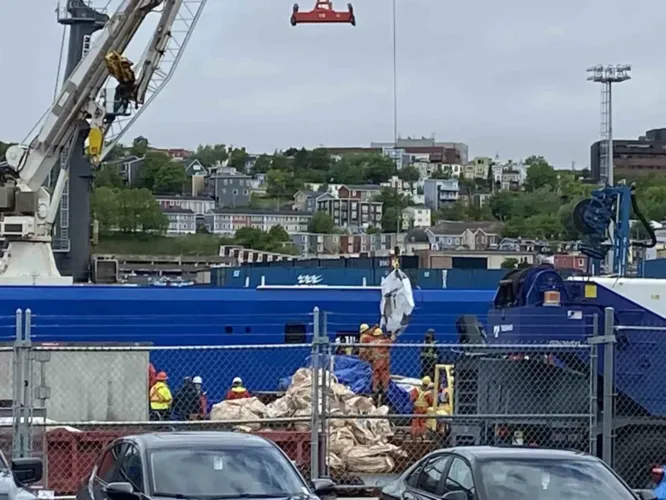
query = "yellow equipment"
(427, 363, 455, 432)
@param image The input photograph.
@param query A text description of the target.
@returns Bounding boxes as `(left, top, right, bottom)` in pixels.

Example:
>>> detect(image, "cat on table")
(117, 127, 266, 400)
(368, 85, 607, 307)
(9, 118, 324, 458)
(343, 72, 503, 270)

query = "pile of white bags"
(209, 367, 405, 473)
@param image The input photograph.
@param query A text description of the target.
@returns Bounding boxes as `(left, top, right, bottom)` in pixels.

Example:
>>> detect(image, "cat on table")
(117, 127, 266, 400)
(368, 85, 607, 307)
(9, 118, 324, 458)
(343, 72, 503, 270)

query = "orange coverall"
(370, 335, 393, 392)
(226, 387, 251, 400)
(359, 330, 374, 362)
(410, 386, 434, 436)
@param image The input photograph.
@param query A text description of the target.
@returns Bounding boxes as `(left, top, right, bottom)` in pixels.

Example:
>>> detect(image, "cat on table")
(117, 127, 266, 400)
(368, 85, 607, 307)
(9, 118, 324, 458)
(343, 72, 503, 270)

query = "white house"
(402, 206, 431, 230)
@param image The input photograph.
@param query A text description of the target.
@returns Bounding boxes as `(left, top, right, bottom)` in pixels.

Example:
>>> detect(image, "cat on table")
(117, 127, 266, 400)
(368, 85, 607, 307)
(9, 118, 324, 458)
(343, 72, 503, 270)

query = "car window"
(415, 455, 450, 495)
(117, 445, 143, 492)
(479, 458, 635, 500)
(149, 446, 306, 497)
(96, 444, 124, 483)
(406, 463, 424, 487)
(445, 458, 475, 499)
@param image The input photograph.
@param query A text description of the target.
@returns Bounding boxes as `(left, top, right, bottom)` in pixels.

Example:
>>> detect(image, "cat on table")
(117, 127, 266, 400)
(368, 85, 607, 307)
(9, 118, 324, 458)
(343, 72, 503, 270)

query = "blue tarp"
(279, 355, 413, 414)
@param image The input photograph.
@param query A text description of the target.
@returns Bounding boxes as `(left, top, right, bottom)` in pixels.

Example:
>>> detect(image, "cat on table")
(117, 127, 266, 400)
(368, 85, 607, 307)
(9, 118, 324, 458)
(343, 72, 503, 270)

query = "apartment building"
(206, 208, 311, 235)
(316, 185, 383, 229)
(402, 206, 432, 229)
(423, 178, 459, 211)
(292, 190, 327, 213)
(155, 195, 215, 215)
(209, 173, 253, 207)
(162, 206, 196, 235)
(425, 221, 502, 250)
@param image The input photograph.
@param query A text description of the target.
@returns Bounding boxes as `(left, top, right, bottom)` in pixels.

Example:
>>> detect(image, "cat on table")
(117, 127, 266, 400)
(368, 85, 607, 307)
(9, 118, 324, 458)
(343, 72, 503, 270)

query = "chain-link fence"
(609, 307, 666, 488)
(5, 306, 656, 493)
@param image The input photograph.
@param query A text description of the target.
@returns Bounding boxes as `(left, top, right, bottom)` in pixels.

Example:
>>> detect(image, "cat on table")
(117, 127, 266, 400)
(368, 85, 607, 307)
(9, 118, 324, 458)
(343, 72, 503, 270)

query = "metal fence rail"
(3, 307, 634, 492)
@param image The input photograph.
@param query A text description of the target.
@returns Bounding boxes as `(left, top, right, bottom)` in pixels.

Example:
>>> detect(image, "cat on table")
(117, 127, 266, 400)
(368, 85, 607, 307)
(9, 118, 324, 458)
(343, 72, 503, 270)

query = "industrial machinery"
(291, 1, 356, 26)
(2, 0, 207, 284)
(572, 183, 656, 275)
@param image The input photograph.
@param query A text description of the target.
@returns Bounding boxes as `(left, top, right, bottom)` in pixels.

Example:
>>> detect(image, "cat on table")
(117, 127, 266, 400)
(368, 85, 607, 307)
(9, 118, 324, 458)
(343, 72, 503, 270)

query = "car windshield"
(479, 458, 635, 500)
(149, 446, 306, 498)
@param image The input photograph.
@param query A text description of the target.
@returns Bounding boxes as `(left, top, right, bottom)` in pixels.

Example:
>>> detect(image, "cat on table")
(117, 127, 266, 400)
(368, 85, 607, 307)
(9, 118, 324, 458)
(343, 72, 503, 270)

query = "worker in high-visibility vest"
(410, 376, 434, 437)
(149, 371, 173, 421)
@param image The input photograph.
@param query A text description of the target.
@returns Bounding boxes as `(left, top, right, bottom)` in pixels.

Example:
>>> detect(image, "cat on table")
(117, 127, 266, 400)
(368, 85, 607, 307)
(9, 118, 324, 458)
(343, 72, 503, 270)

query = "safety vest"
(150, 382, 172, 410)
(421, 346, 438, 359)
(413, 388, 429, 410)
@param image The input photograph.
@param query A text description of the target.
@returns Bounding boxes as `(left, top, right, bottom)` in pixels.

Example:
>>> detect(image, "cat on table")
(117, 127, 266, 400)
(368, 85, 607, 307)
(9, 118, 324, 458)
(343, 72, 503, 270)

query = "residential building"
(209, 173, 253, 207)
(149, 147, 193, 161)
(591, 128, 666, 182)
(162, 206, 196, 235)
(290, 232, 406, 257)
(184, 160, 209, 196)
(423, 178, 459, 211)
(206, 208, 311, 236)
(402, 206, 431, 229)
(463, 157, 492, 179)
(292, 190, 327, 213)
(103, 155, 144, 186)
(404, 228, 431, 254)
(155, 195, 215, 216)
(316, 187, 383, 230)
(425, 221, 502, 250)
(371, 137, 468, 164)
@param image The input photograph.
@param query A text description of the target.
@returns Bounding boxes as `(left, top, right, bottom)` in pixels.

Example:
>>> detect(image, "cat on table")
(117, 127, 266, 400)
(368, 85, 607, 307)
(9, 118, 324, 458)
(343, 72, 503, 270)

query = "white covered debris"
(210, 367, 406, 473)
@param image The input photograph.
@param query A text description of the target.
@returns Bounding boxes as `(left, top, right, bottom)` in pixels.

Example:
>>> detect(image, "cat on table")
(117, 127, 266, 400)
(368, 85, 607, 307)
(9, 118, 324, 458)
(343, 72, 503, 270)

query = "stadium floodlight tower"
(586, 64, 632, 186)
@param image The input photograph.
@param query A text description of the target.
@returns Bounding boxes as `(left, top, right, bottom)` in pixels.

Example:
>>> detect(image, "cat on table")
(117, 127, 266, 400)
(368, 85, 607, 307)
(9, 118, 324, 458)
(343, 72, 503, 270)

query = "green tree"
(438, 201, 468, 221)
(234, 225, 293, 253)
(138, 152, 175, 191)
(252, 154, 272, 174)
(308, 211, 335, 233)
(488, 191, 515, 221)
(153, 162, 187, 194)
(92, 187, 167, 234)
(524, 155, 558, 192)
(501, 257, 518, 269)
(228, 147, 249, 170)
(130, 136, 149, 157)
(94, 164, 125, 189)
(398, 165, 420, 183)
(116, 188, 167, 232)
(91, 187, 119, 234)
(192, 144, 228, 168)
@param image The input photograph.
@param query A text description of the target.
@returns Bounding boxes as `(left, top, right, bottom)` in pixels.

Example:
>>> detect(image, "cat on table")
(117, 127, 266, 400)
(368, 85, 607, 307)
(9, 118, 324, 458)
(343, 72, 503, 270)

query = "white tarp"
(380, 269, 414, 335)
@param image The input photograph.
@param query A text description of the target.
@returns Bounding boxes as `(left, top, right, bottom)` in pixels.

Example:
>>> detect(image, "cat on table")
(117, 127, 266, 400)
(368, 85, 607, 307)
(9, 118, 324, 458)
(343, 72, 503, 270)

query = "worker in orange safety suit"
(369, 327, 395, 406)
(149, 371, 172, 421)
(226, 377, 251, 400)
(410, 376, 434, 437)
(358, 323, 375, 362)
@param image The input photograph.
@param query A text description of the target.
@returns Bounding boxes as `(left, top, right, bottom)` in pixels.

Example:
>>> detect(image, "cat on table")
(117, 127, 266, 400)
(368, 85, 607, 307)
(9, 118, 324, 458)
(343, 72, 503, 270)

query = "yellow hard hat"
(359, 323, 370, 333)
(422, 376, 432, 386)
(373, 327, 383, 336)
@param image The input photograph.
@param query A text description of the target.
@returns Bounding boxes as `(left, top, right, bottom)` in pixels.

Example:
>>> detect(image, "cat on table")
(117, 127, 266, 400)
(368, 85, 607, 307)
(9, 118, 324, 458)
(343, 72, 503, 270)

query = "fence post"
(310, 307, 320, 480)
(12, 309, 23, 459)
(318, 311, 330, 478)
(602, 307, 616, 466)
(588, 313, 599, 455)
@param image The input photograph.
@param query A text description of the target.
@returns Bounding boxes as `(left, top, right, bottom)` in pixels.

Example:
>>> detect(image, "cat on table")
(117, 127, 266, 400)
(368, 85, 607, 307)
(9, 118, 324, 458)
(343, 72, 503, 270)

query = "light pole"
(586, 64, 631, 186)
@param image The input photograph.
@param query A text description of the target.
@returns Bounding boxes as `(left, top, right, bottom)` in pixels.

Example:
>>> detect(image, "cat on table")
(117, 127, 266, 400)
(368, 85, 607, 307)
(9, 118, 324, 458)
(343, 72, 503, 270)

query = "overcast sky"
(1, 0, 666, 168)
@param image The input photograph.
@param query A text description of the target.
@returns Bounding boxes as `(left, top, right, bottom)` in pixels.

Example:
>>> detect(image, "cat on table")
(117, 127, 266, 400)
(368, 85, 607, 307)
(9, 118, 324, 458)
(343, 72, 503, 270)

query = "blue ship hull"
(0, 286, 494, 403)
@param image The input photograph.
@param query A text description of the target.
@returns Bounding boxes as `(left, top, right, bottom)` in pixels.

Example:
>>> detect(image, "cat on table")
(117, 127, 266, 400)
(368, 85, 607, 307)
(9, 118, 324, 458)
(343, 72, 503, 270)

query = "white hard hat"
(192, 376, 202, 384)
(232, 376, 242, 385)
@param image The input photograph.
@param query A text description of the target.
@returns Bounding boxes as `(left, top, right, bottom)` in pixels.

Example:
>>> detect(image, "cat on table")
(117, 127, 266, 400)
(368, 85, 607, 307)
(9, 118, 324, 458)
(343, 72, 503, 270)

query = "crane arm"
(0, 0, 197, 284)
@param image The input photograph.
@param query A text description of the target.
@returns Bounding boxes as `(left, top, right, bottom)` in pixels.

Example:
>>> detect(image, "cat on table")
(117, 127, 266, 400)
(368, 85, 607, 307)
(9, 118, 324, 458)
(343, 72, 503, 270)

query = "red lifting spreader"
(291, 1, 356, 26)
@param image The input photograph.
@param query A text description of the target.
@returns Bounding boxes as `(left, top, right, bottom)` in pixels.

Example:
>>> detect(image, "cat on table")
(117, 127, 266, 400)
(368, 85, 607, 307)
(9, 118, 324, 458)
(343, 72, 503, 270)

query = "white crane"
(3, 0, 206, 285)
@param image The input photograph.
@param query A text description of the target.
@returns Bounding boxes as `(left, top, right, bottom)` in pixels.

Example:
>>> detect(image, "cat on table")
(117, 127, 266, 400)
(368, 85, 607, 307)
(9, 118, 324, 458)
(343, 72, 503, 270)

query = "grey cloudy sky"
(1, 0, 666, 168)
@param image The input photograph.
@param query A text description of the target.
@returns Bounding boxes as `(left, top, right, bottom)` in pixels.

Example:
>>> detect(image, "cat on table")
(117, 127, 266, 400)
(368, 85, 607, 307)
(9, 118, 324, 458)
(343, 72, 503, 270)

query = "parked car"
(380, 446, 656, 500)
(0, 451, 43, 500)
(75, 431, 335, 500)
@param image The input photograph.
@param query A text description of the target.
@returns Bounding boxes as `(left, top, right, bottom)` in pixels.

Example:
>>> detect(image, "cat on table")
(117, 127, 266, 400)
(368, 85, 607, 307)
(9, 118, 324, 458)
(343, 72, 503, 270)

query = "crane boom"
(2, 0, 206, 285)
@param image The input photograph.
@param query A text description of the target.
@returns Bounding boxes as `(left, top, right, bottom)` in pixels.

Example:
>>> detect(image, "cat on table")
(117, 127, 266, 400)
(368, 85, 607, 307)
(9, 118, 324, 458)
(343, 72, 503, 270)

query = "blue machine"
(483, 186, 662, 487)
